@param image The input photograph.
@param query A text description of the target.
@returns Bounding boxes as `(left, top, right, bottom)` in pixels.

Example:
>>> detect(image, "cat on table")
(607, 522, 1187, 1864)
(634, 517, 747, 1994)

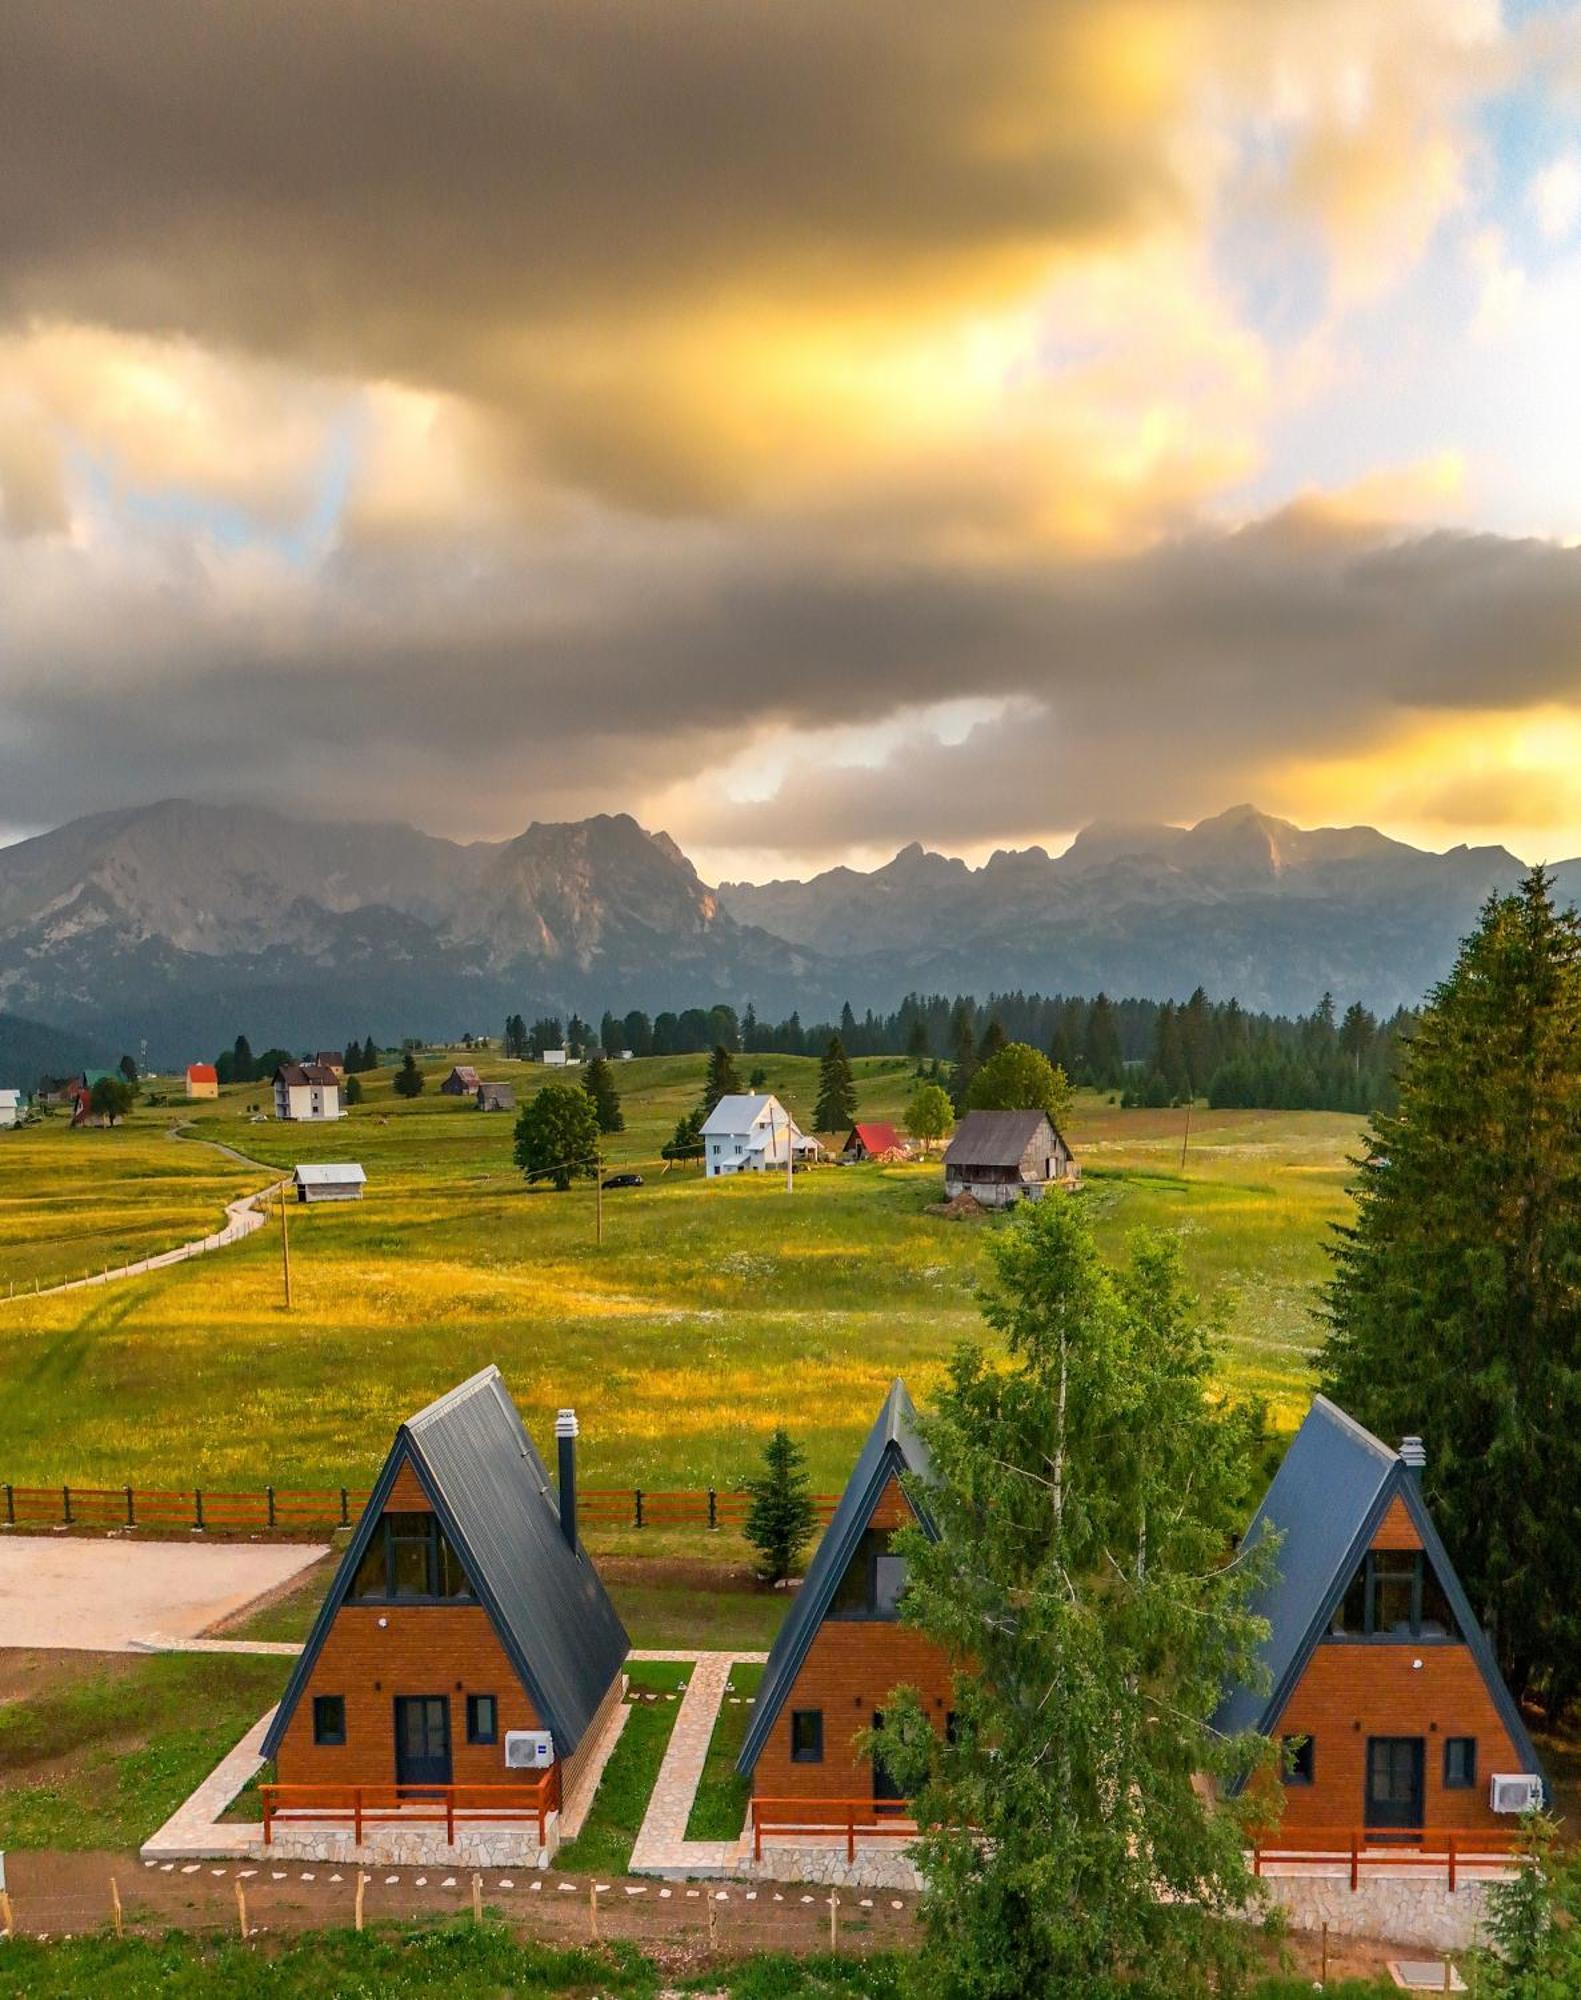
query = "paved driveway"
(0, 1535, 326, 1651)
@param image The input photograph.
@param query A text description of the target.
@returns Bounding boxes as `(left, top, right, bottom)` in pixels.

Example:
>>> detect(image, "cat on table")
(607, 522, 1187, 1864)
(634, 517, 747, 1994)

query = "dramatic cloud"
(2, 0, 1581, 874)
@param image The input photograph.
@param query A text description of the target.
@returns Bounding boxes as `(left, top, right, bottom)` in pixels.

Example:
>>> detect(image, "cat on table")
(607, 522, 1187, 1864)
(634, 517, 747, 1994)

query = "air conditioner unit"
(504, 1729, 555, 1770)
(1490, 1773, 1543, 1815)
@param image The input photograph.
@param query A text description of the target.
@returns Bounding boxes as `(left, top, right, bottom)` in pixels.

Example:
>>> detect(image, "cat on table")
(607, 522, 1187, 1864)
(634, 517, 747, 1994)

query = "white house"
(0, 1087, 24, 1129)
(272, 1062, 342, 1122)
(700, 1093, 820, 1178)
(541, 1048, 570, 1067)
(293, 1162, 366, 1204)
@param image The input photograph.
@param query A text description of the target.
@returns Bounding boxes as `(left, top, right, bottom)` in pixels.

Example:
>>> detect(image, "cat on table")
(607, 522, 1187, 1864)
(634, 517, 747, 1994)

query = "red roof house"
(185, 1063, 220, 1099)
(842, 1122, 908, 1162)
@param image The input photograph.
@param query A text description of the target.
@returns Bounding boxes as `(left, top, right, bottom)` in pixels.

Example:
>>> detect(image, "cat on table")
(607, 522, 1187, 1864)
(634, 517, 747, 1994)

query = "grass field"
(555, 1659, 693, 1875)
(0, 1053, 1363, 1492)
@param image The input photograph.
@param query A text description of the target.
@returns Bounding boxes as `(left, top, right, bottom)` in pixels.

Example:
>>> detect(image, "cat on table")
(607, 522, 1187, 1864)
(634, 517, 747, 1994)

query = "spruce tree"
(393, 1050, 425, 1098)
(1084, 992, 1123, 1089)
(742, 1426, 819, 1585)
(976, 1015, 1007, 1065)
(700, 1043, 743, 1115)
(582, 1053, 625, 1134)
(1323, 868, 1581, 1719)
(233, 1034, 256, 1085)
(813, 1033, 857, 1132)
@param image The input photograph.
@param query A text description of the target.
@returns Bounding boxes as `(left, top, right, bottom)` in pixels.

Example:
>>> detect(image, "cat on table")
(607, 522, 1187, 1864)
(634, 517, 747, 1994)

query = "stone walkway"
(628, 1649, 766, 1877)
(134, 1634, 304, 1657)
(142, 1706, 277, 1861)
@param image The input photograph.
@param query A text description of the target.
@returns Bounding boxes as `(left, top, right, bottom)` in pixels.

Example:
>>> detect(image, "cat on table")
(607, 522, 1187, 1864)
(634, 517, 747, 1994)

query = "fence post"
(235, 1878, 248, 1940)
(354, 1789, 363, 1847)
(263, 1789, 274, 1846)
(634, 1488, 644, 1529)
(1448, 1834, 1457, 1895)
(62, 1484, 72, 1527)
(847, 1804, 856, 1863)
(354, 1870, 366, 1932)
(446, 1791, 455, 1845)
(266, 1485, 276, 1530)
(339, 1487, 350, 1528)
(110, 1875, 122, 1938)
(1349, 1831, 1359, 1893)
(3, 1484, 12, 1527)
(474, 1873, 484, 1925)
(125, 1485, 135, 1527)
(708, 1488, 717, 1531)
(194, 1489, 205, 1532)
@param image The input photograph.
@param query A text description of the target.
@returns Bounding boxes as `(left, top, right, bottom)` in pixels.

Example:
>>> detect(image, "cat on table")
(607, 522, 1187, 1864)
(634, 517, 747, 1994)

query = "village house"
(273, 1062, 342, 1122)
(1218, 1395, 1545, 1839)
(476, 1081, 515, 1113)
(701, 1093, 821, 1178)
(293, 1162, 367, 1204)
(841, 1121, 908, 1163)
(261, 1367, 629, 1864)
(314, 1051, 347, 1076)
(185, 1062, 220, 1100)
(0, 1087, 24, 1129)
(941, 1108, 1077, 1207)
(738, 1380, 952, 1824)
(440, 1064, 482, 1096)
(540, 1048, 570, 1067)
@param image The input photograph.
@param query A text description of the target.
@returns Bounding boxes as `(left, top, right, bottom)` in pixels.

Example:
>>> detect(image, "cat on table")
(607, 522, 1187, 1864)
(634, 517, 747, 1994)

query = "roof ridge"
(1308, 1392, 1400, 1464)
(404, 1363, 504, 1432)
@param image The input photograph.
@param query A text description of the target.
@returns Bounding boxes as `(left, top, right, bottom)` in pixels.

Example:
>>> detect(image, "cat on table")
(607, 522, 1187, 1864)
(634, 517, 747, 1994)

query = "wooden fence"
(0, 1481, 838, 1534)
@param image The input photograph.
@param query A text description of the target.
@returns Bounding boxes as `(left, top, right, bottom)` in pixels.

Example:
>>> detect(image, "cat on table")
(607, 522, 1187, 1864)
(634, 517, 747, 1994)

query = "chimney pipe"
(555, 1409, 579, 1550)
(1399, 1435, 1426, 1483)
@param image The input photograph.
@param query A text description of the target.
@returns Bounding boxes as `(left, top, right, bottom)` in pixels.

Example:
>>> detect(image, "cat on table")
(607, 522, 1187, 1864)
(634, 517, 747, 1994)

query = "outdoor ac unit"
(1490, 1773, 1543, 1814)
(504, 1729, 555, 1770)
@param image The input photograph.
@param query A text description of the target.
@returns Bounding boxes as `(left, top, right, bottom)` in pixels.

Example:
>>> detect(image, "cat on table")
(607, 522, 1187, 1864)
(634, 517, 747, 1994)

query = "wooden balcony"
(1250, 1825, 1528, 1891)
(261, 1773, 559, 1850)
(749, 1795, 917, 1862)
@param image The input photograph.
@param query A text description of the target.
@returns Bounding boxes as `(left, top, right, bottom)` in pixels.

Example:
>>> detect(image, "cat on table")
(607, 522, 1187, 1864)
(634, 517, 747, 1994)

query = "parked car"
(602, 1172, 644, 1189)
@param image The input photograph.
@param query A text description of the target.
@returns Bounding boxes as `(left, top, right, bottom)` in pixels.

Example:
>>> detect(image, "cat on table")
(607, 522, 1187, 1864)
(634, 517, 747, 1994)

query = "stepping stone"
(414, 1876, 427, 1887)
(891, 1899, 904, 1909)
(595, 1882, 610, 1893)
(860, 1898, 873, 1908)
(498, 1879, 514, 1890)
(143, 1860, 157, 1869)
(384, 1874, 399, 1884)
(715, 1890, 728, 1901)
(160, 1864, 174, 1873)
(239, 1870, 258, 1880)
(686, 1889, 700, 1899)
(271, 1872, 286, 1881)
(529, 1881, 541, 1892)
(210, 1867, 226, 1877)
(745, 1891, 757, 1900)
(181, 1864, 201, 1875)
(558, 1882, 576, 1893)
(442, 1877, 456, 1888)
(801, 1894, 814, 1904)
(659, 1888, 672, 1898)
(327, 1874, 341, 1883)
(300, 1872, 315, 1882)
(773, 1893, 783, 1902)
(625, 1885, 646, 1895)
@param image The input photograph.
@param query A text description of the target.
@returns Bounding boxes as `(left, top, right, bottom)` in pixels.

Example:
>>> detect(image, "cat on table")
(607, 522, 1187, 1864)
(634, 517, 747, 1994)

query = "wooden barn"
(441, 1064, 483, 1096)
(941, 1108, 1076, 1207)
(841, 1122, 908, 1163)
(1218, 1396, 1545, 1839)
(738, 1381, 952, 1821)
(293, 1162, 367, 1204)
(261, 1368, 629, 1856)
(476, 1082, 515, 1113)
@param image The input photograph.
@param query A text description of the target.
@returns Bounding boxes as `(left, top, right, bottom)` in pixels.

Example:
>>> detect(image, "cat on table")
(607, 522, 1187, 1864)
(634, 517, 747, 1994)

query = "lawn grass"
(0, 1651, 286, 1849)
(553, 1659, 694, 1875)
(685, 1661, 765, 1841)
(0, 1054, 1363, 1495)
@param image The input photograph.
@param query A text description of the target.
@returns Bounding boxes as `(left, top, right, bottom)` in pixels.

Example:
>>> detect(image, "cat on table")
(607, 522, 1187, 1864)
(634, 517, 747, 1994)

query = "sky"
(5, 1, 1581, 881)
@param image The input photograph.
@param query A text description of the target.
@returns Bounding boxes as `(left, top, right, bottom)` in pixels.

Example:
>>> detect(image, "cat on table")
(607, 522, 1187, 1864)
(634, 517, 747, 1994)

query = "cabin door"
(870, 1711, 906, 1807)
(394, 1695, 453, 1789)
(1365, 1736, 1424, 1833)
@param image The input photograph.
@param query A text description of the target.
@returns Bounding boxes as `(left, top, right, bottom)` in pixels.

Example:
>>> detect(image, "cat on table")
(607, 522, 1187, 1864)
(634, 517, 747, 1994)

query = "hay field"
(0, 1053, 1362, 1493)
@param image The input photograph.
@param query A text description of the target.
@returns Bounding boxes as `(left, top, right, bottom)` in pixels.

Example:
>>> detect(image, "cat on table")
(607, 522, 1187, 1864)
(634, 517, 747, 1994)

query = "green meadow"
(0, 1053, 1362, 1494)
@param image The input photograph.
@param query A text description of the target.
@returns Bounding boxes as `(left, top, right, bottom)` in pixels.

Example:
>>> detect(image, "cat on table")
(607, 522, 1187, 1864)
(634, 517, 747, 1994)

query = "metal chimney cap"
(555, 1408, 579, 1438)
(1399, 1435, 1427, 1468)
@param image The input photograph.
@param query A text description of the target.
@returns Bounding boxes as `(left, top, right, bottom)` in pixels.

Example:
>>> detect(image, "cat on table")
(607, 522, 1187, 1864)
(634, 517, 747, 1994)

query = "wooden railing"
(0, 1481, 836, 1535)
(750, 1796, 917, 1862)
(1250, 1826, 1528, 1892)
(261, 1775, 559, 1849)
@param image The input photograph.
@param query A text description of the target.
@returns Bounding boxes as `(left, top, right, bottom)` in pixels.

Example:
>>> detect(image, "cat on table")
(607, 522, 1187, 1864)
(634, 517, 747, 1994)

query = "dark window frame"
(313, 1694, 347, 1747)
(347, 1510, 475, 1605)
(790, 1709, 824, 1764)
(466, 1693, 498, 1745)
(1443, 1737, 1477, 1790)
(829, 1527, 909, 1622)
(1282, 1733, 1315, 1785)
(1328, 1550, 1462, 1643)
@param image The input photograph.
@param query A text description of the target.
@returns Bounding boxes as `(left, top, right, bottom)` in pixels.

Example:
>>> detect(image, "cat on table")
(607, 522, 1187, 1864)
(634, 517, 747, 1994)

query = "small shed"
(942, 1109, 1076, 1207)
(293, 1162, 367, 1204)
(0, 1087, 24, 1129)
(441, 1064, 483, 1096)
(185, 1063, 220, 1100)
(842, 1121, 908, 1162)
(476, 1081, 516, 1113)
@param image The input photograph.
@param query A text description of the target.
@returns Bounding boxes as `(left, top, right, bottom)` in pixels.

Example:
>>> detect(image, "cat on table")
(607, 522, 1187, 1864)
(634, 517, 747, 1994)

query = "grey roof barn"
(941, 1108, 1076, 1205)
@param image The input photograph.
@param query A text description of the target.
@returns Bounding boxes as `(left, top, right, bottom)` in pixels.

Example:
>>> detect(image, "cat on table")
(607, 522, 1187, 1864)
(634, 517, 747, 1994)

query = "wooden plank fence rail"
(750, 1797, 917, 1863)
(261, 1776, 558, 1850)
(0, 1480, 837, 1534)
(1249, 1827, 1528, 1892)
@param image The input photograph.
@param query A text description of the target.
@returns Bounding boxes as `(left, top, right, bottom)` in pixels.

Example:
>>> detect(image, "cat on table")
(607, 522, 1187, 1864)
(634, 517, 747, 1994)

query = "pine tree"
(1084, 992, 1123, 1089)
(701, 1044, 742, 1115)
(1323, 868, 1581, 1720)
(870, 1197, 1274, 1996)
(948, 1001, 979, 1112)
(233, 1034, 256, 1085)
(582, 1053, 625, 1134)
(976, 1015, 1007, 1065)
(343, 1072, 364, 1106)
(392, 1050, 425, 1098)
(1154, 1002, 1191, 1103)
(813, 1034, 857, 1133)
(907, 1015, 932, 1070)
(742, 1427, 819, 1586)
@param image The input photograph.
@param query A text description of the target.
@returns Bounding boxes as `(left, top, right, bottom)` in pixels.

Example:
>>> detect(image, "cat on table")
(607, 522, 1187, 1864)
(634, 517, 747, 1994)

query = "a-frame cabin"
(737, 1380, 952, 1802)
(1218, 1396, 1544, 1836)
(263, 1368, 628, 1816)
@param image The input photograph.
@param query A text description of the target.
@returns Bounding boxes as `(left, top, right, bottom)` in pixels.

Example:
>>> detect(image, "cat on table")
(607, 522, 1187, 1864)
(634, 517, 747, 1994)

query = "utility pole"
(1180, 1097, 1192, 1173)
(279, 1178, 292, 1309)
(595, 1150, 604, 1247)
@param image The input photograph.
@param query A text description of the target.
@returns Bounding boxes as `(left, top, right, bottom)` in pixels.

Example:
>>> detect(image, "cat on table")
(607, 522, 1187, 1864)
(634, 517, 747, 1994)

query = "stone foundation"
(262, 1813, 559, 1870)
(741, 1841, 923, 1892)
(1254, 1872, 1503, 1953)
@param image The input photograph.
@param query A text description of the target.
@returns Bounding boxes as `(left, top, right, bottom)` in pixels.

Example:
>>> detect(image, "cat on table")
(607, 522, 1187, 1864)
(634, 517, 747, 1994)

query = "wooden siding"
(386, 1463, 431, 1511)
(1371, 1494, 1423, 1552)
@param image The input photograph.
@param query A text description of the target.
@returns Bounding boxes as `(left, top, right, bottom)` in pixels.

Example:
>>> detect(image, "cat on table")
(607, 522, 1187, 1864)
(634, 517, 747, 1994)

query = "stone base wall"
(261, 1814, 560, 1870)
(1254, 1874, 1502, 1953)
(742, 1842, 923, 1892)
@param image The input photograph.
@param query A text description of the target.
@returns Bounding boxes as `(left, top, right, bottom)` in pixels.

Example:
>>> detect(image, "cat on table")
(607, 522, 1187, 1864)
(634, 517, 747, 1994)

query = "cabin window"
(347, 1511, 476, 1603)
(1443, 1738, 1477, 1790)
(1327, 1551, 1461, 1641)
(830, 1527, 908, 1619)
(791, 1710, 824, 1763)
(467, 1694, 498, 1745)
(1282, 1734, 1315, 1785)
(313, 1695, 347, 1746)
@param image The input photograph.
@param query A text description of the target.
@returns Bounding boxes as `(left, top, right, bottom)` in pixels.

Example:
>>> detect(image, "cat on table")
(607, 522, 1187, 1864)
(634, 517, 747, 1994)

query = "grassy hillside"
(0, 1053, 1362, 1492)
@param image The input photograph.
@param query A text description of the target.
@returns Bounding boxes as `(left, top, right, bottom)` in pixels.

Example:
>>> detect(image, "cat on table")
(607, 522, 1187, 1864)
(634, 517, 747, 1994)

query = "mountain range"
(0, 798, 1567, 1063)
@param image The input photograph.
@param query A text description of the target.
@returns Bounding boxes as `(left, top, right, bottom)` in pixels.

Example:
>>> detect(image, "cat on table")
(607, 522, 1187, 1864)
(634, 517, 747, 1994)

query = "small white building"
(0, 1087, 24, 1129)
(541, 1048, 569, 1067)
(273, 1062, 342, 1122)
(293, 1162, 366, 1204)
(700, 1093, 820, 1178)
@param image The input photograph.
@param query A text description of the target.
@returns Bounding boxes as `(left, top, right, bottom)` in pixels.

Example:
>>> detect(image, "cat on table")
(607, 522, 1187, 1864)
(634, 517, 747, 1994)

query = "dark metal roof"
(942, 1108, 1055, 1168)
(1215, 1395, 1545, 1789)
(263, 1366, 629, 1762)
(737, 1380, 935, 1775)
